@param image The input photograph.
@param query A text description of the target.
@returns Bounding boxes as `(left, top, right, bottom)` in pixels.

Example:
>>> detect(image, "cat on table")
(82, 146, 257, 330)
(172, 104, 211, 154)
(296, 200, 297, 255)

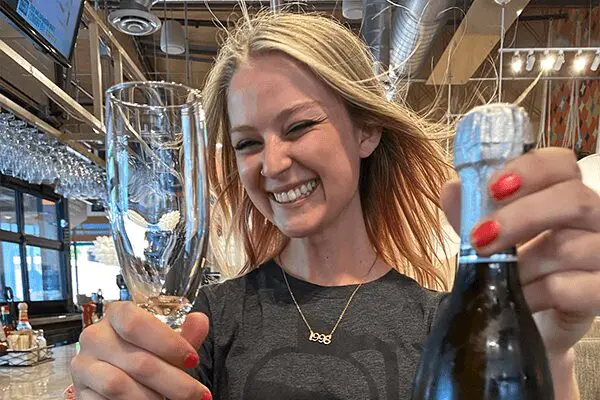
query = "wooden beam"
(83, 216, 110, 225)
(114, 51, 124, 84)
(89, 22, 104, 123)
(64, 132, 106, 141)
(83, 3, 147, 82)
(0, 38, 105, 135)
(0, 39, 104, 137)
(0, 92, 105, 167)
(427, 0, 532, 85)
(71, 234, 109, 242)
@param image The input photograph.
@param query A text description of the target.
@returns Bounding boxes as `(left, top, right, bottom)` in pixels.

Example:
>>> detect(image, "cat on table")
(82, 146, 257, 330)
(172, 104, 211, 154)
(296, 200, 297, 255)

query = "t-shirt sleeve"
(426, 290, 450, 333)
(188, 288, 215, 390)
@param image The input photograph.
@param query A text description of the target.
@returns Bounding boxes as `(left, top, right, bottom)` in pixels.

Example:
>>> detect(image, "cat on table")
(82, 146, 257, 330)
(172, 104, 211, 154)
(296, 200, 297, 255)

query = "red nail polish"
(471, 220, 500, 247)
(183, 352, 199, 369)
(490, 173, 521, 200)
(201, 392, 213, 400)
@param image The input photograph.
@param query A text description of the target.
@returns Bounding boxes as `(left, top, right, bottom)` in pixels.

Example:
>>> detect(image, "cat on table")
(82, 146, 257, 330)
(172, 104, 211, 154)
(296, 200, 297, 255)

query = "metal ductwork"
(390, 0, 455, 77)
(270, 0, 283, 13)
(108, 0, 161, 36)
(361, 0, 391, 77)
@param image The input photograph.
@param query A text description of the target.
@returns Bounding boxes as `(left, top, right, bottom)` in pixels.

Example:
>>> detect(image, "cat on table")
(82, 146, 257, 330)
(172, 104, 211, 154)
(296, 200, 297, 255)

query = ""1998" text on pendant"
(309, 331, 332, 345)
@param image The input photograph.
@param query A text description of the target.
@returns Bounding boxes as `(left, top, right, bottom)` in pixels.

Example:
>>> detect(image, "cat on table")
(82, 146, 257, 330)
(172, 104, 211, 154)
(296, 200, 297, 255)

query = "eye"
(288, 121, 316, 133)
(286, 119, 322, 135)
(233, 139, 261, 151)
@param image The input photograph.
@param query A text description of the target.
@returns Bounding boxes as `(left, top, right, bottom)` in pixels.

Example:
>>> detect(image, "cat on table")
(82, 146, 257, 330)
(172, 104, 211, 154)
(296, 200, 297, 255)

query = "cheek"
(237, 156, 272, 214)
(307, 132, 361, 188)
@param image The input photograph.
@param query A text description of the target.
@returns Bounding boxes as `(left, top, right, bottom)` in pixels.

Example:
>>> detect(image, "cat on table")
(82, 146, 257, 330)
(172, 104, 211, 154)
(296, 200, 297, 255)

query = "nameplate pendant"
(309, 331, 332, 345)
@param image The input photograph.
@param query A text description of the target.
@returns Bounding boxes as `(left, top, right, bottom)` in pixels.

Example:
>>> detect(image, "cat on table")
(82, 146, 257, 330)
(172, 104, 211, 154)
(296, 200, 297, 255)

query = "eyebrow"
(229, 100, 323, 135)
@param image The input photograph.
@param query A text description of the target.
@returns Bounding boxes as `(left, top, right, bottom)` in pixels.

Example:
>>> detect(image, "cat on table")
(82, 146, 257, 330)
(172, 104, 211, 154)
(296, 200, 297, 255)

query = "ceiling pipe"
(390, 0, 455, 77)
(270, 0, 283, 13)
(361, 0, 391, 77)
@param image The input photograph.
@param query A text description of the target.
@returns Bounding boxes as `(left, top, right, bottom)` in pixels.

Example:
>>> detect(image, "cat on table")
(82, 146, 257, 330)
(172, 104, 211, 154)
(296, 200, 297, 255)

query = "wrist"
(548, 348, 579, 400)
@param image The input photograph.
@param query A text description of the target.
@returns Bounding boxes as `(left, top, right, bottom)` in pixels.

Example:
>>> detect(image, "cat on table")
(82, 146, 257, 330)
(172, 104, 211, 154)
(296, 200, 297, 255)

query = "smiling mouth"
(270, 179, 319, 204)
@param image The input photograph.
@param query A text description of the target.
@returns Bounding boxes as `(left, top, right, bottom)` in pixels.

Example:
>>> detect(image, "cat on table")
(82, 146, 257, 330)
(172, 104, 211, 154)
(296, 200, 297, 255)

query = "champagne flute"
(105, 81, 210, 329)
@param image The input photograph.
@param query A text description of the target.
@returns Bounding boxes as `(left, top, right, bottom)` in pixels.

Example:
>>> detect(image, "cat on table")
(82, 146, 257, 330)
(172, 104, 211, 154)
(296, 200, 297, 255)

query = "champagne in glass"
(411, 104, 554, 399)
(105, 81, 210, 329)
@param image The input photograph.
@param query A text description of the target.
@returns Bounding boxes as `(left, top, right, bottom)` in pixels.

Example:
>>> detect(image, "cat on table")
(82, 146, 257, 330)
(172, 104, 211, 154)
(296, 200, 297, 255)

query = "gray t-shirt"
(191, 259, 448, 400)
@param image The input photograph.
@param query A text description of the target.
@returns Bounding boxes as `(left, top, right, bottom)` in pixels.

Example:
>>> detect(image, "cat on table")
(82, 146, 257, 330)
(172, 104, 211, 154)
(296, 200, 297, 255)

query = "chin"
(273, 214, 325, 238)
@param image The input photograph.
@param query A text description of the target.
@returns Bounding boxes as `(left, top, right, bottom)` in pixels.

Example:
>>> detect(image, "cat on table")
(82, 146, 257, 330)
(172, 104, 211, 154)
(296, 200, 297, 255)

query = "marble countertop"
(0, 343, 76, 400)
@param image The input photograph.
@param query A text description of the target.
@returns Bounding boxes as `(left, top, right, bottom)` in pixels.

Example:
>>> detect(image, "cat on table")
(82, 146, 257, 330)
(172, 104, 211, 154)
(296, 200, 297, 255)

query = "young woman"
(71, 11, 600, 400)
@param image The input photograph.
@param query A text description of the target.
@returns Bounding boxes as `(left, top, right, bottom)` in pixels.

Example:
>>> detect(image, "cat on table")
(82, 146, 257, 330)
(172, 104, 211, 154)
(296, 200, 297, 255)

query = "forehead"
(226, 53, 342, 125)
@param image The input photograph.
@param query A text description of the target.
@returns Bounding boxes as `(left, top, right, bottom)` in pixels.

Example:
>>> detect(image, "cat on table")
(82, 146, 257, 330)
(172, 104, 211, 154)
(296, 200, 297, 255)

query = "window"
(71, 243, 120, 302)
(0, 241, 24, 301)
(23, 193, 58, 240)
(0, 175, 70, 310)
(26, 246, 64, 301)
(0, 187, 17, 233)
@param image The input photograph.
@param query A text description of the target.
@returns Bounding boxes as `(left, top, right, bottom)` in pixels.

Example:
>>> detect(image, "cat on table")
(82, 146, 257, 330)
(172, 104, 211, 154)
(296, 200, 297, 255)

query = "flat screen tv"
(0, 0, 85, 68)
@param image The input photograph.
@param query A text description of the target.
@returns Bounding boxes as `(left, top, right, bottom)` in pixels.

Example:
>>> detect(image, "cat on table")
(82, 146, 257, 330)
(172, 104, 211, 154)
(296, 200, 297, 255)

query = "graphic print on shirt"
(240, 318, 420, 400)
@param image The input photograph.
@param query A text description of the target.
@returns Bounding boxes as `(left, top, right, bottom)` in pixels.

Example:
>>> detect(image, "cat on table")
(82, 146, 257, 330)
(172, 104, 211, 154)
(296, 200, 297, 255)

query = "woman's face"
(227, 53, 379, 237)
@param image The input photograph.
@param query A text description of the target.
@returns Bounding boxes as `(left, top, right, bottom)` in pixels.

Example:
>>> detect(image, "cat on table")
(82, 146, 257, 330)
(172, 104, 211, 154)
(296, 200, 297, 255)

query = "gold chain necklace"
(279, 254, 378, 345)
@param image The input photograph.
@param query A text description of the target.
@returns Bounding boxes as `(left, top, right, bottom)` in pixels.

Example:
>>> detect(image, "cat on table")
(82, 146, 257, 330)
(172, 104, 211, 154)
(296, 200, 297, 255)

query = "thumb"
(440, 178, 461, 234)
(180, 312, 210, 350)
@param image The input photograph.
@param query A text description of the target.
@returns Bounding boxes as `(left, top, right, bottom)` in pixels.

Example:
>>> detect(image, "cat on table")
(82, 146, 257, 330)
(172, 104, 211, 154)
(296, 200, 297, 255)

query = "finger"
(523, 269, 600, 315)
(107, 301, 199, 369)
(488, 147, 580, 202)
(518, 229, 600, 284)
(76, 389, 108, 400)
(180, 312, 210, 350)
(80, 320, 209, 400)
(71, 355, 162, 400)
(440, 179, 461, 233)
(63, 384, 76, 400)
(473, 179, 600, 255)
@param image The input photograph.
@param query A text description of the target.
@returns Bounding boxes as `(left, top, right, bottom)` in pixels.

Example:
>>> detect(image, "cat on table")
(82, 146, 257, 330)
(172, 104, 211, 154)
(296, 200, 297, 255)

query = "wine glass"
(105, 81, 210, 329)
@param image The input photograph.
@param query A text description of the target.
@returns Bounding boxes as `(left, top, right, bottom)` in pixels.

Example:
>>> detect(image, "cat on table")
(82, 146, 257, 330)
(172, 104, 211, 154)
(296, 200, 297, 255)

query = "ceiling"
(0, 0, 596, 235)
(1, 0, 599, 159)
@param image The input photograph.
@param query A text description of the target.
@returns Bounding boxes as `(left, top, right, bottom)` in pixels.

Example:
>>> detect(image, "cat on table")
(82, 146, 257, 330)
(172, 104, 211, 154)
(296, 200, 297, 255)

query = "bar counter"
(0, 343, 76, 399)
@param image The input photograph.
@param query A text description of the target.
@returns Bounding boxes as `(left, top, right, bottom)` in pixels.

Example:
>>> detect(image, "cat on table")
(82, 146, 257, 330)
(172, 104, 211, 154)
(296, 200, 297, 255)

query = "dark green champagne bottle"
(411, 104, 554, 399)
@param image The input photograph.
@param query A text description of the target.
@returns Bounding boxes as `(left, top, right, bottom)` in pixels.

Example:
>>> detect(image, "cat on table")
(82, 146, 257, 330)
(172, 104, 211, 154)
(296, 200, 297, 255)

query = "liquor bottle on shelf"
(36, 329, 48, 359)
(96, 289, 104, 319)
(411, 104, 554, 399)
(116, 274, 131, 301)
(4, 286, 16, 325)
(16, 302, 33, 331)
(0, 318, 6, 344)
(1, 305, 14, 336)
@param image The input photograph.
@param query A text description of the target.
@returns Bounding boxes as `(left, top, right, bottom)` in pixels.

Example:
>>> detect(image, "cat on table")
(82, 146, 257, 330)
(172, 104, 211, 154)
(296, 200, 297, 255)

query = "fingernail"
(183, 352, 199, 369)
(471, 220, 500, 247)
(490, 173, 521, 200)
(201, 392, 213, 400)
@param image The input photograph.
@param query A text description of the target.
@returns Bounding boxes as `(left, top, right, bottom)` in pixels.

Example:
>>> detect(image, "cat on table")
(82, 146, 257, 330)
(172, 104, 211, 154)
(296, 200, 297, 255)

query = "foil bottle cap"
(454, 103, 534, 259)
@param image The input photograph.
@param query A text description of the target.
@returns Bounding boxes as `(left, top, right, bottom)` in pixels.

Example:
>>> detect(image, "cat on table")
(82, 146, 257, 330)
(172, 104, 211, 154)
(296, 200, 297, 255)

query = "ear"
(358, 126, 382, 158)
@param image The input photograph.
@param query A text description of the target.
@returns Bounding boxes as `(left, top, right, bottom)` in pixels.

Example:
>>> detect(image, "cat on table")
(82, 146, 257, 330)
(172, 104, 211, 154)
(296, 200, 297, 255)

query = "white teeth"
(272, 179, 318, 204)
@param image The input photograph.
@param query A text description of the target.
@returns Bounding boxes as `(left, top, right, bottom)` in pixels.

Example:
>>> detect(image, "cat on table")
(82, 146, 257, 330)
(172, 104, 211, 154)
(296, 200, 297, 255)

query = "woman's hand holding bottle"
(442, 147, 600, 398)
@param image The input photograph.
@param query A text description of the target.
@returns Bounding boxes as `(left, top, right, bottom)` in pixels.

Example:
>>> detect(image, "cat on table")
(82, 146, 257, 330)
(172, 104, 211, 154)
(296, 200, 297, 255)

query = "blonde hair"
(204, 10, 453, 290)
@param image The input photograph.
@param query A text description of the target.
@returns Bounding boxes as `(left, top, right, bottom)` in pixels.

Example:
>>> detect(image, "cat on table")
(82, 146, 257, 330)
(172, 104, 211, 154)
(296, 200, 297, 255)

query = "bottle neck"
(19, 310, 28, 322)
(453, 248, 523, 303)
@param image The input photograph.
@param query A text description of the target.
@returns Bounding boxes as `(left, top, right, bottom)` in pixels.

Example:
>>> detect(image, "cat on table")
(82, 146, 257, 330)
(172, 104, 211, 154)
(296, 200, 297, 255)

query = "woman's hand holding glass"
(70, 303, 211, 400)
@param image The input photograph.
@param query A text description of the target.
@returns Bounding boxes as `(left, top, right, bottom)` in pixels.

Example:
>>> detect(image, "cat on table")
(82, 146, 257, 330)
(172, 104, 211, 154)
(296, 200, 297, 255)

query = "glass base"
(138, 295, 192, 330)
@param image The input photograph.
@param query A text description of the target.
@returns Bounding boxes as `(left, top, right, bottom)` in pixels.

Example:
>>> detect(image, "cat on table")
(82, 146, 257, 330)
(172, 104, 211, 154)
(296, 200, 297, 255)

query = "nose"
(261, 135, 292, 178)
